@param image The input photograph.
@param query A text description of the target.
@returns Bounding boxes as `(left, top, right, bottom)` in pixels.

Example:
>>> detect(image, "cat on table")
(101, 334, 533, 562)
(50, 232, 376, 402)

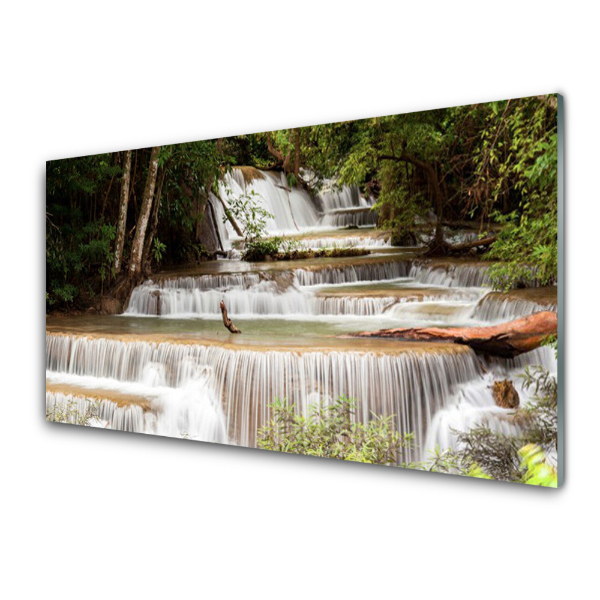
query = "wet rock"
(391, 231, 419, 247)
(270, 271, 296, 292)
(100, 297, 123, 315)
(492, 379, 520, 409)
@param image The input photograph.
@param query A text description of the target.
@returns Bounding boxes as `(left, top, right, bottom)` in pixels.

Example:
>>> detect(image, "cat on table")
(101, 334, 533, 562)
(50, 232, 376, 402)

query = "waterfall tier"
(471, 293, 557, 322)
(213, 169, 377, 241)
(46, 388, 228, 443)
(292, 234, 391, 251)
(47, 333, 486, 460)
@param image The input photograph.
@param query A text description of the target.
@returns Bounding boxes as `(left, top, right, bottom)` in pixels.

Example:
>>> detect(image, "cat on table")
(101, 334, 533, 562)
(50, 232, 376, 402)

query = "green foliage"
(160, 141, 226, 239)
(152, 238, 167, 264)
(45, 97, 558, 310)
(480, 98, 558, 289)
(297, 96, 557, 286)
(257, 396, 413, 466)
(225, 189, 272, 243)
(46, 154, 120, 308)
(243, 238, 281, 262)
(46, 141, 229, 310)
(223, 188, 280, 261)
(486, 206, 557, 290)
(519, 444, 557, 487)
(46, 213, 116, 306)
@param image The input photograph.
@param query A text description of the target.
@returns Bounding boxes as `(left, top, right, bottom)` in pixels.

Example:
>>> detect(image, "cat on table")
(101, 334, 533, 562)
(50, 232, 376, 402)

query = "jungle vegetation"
(46, 94, 558, 312)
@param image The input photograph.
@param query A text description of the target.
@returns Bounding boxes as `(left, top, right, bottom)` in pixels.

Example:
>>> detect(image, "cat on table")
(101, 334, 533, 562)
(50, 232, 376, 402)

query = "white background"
(1, 2, 597, 598)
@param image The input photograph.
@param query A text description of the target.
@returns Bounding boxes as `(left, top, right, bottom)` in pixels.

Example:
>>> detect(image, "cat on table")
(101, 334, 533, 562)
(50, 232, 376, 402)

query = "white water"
(46, 332, 557, 461)
(292, 235, 391, 250)
(124, 260, 553, 326)
(47, 391, 148, 432)
(49, 167, 558, 465)
(293, 261, 411, 287)
(47, 333, 487, 460)
(320, 207, 379, 228)
(471, 295, 557, 322)
(423, 346, 556, 459)
(317, 183, 370, 212)
(211, 168, 501, 253)
(215, 169, 377, 238)
(128, 284, 402, 318)
(46, 342, 230, 443)
(125, 260, 494, 321)
(408, 262, 491, 288)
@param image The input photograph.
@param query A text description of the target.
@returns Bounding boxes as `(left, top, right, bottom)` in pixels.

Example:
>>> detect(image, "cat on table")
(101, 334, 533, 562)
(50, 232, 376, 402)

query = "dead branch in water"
(220, 300, 242, 334)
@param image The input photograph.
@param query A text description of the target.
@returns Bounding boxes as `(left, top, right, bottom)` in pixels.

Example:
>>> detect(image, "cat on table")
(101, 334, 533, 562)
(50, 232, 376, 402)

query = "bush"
(418, 365, 558, 486)
(243, 237, 282, 261)
(258, 396, 413, 466)
(46, 397, 101, 427)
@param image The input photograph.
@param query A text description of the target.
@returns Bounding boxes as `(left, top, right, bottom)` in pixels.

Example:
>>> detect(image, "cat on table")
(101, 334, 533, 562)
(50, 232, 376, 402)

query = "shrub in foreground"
(258, 396, 413, 466)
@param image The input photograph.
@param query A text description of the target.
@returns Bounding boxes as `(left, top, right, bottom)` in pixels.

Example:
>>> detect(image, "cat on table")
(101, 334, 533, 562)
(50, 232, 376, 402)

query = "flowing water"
(46, 170, 557, 464)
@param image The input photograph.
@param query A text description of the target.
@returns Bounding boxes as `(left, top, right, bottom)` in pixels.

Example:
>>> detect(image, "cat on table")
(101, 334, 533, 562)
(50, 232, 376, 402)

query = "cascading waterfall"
(471, 294, 557, 323)
(125, 262, 415, 317)
(124, 259, 554, 330)
(217, 170, 320, 234)
(316, 183, 378, 228)
(292, 235, 391, 250)
(125, 262, 495, 319)
(320, 208, 379, 228)
(56, 163, 557, 464)
(46, 335, 230, 443)
(423, 346, 557, 459)
(317, 183, 367, 211)
(207, 192, 235, 251)
(46, 391, 146, 432)
(408, 262, 492, 288)
(127, 283, 401, 318)
(294, 261, 411, 287)
(215, 169, 376, 235)
(151, 273, 261, 291)
(47, 333, 486, 461)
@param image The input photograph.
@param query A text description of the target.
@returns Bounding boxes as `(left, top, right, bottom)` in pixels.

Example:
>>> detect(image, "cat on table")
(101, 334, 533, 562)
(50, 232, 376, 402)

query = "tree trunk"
(114, 150, 132, 274)
(129, 146, 160, 278)
(379, 152, 445, 246)
(196, 138, 223, 240)
(206, 197, 224, 251)
(266, 131, 292, 174)
(266, 132, 284, 164)
(216, 194, 244, 238)
(427, 163, 444, 246)
(351, 311, 557, 358)
(142, 166, 166, 275)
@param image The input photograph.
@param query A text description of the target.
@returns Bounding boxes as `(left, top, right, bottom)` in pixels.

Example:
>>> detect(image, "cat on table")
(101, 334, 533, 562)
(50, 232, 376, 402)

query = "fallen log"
(425, 235, 497, 257)
(351, 311, 557, 358)
(448, 235, 497, 253)
(220, 300, 242, 334)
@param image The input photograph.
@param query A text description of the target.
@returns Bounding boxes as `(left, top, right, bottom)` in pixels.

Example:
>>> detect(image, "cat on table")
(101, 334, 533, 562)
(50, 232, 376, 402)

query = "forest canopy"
(46, 94, 557, 312)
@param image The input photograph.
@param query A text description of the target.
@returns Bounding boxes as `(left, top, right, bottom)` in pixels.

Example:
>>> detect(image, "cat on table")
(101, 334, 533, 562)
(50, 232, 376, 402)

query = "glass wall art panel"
(46, 94, 563, 486)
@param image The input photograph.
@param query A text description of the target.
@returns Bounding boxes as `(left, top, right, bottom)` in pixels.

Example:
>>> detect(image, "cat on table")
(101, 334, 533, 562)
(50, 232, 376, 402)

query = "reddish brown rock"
(352, 311, 557, 358)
